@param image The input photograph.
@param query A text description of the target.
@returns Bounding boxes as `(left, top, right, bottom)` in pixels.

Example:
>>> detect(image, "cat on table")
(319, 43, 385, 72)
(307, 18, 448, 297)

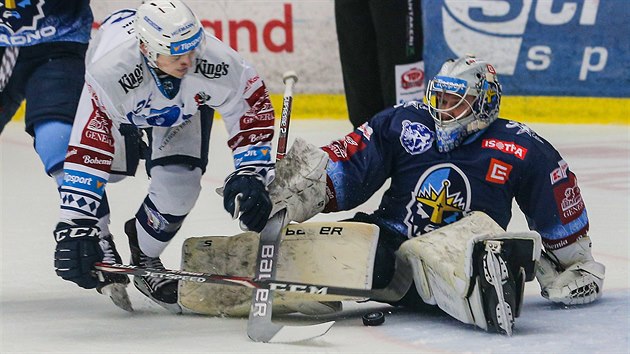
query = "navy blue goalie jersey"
(0, 0, 92, 46)
(322, 101, 588, 251)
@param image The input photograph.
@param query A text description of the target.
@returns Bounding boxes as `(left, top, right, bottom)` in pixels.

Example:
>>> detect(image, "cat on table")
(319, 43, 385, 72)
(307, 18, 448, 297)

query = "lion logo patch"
(400, 120, 434, 155)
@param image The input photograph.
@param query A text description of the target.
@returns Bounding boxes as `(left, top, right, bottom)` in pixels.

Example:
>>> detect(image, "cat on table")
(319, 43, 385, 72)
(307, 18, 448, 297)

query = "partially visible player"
(267, 55, 605, 333)
(335, 0, 424, 128)
(0, 0, 93, 189)
(52, 0, 275, 312)
(1, 2, 91, 183)
(0, 0, 129, 300)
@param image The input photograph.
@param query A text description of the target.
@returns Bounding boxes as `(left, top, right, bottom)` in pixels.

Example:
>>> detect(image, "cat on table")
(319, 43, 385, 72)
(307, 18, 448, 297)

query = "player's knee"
(149, 164, 202, 214)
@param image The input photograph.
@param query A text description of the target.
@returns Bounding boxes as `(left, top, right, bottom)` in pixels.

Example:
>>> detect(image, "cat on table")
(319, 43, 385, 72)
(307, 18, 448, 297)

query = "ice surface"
(1, 119, 628, 353)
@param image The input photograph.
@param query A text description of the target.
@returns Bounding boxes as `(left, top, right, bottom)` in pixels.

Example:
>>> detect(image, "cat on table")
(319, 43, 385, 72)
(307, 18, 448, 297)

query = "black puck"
(362, 311, 385, 326)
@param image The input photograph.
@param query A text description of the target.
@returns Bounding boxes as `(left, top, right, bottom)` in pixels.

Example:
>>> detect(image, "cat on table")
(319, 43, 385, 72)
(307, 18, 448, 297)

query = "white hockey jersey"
(59, 9, 275, 222)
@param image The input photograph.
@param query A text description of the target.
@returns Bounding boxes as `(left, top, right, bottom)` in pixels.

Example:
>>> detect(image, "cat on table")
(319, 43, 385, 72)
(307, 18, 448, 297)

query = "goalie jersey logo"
(400, 120, 434, 155)
(404, 163, 472, 237)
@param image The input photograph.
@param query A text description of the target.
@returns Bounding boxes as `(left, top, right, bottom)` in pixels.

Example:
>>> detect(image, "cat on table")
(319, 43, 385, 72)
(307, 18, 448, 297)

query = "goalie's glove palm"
(53, 221, 103, 289)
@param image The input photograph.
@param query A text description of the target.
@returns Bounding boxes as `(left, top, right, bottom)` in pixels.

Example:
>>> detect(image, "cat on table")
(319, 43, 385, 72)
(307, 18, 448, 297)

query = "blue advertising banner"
(422, 0, 630, 97)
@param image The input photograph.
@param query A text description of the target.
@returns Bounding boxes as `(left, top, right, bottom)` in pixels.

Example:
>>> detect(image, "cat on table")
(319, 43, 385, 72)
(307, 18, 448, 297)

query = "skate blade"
(101, 283, 134, 312)
(133, 278, 182, 314)
(157, 301, 183, 314)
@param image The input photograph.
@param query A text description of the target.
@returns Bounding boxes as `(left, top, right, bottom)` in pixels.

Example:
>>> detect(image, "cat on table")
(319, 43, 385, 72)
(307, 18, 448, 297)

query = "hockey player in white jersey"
(53, 0, 276, 312)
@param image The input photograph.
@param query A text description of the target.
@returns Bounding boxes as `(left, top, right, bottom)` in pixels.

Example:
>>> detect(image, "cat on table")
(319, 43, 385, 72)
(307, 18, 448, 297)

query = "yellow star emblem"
(416, 180, 463, 224)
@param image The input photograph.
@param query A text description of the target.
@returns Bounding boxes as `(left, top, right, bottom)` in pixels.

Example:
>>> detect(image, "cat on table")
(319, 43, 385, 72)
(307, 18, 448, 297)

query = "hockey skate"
(125, 219, 182, 313)
(475, 240, 518, 336)
(96, 233, 133, 312)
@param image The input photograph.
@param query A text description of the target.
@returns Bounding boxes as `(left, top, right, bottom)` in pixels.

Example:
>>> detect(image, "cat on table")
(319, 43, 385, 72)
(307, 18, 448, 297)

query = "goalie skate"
(476, 240, 517, 336)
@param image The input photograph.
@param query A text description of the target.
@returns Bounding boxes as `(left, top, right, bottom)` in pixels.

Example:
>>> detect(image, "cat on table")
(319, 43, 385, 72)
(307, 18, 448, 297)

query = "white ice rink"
(1, 119, 628, 353)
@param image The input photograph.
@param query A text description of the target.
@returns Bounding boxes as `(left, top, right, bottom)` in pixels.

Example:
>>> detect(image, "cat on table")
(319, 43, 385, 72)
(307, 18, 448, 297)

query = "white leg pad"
(397, 212, 542, 330)
(179, 221, 379, 316)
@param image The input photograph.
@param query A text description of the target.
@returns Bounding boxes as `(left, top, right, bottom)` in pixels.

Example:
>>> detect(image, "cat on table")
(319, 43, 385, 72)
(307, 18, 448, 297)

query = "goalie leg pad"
(397, 212, 541, 334)
(179, 221, 379, 316)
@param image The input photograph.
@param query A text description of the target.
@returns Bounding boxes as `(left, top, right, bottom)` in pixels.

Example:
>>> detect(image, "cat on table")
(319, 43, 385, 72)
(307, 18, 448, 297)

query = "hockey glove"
(223, 170, 272, 233)
(536, 253, 605, 305)
(536, 236, 605, 305)
(53, 221, 103, 289)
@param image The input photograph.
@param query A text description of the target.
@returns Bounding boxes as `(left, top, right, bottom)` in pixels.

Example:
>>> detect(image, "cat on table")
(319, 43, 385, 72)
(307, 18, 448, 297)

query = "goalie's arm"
(268, 111, 398, 227)
(513, 141, 605, 305)
(320, 112, 395, 212)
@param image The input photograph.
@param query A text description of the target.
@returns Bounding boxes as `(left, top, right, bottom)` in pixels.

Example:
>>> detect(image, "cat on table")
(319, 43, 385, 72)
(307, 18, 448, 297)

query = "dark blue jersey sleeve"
(512, 128, 589, 250)
(322, 108, 398, 211)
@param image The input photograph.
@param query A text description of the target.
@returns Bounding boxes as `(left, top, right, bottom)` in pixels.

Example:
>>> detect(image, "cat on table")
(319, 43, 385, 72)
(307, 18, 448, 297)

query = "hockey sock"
(134, 196, 187, 257)
(33, 120, 72, 186)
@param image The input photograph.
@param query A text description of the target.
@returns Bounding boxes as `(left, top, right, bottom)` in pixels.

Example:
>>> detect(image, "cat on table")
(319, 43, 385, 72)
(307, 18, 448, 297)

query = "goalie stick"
(245, 71, 338, 343)
(246, 209, 335, 343)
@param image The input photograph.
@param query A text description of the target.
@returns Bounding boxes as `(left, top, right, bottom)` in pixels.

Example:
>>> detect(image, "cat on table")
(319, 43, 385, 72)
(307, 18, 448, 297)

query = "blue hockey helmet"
(425, 56, 502, 152)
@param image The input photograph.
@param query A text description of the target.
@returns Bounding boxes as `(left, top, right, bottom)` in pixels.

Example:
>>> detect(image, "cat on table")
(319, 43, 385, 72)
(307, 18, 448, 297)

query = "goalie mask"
(426, 56, 502, 152)
(135, 0, 204, 67)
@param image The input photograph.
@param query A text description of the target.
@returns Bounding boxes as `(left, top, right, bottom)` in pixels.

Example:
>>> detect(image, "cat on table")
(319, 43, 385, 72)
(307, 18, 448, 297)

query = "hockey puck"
(362, 311, 385, 326)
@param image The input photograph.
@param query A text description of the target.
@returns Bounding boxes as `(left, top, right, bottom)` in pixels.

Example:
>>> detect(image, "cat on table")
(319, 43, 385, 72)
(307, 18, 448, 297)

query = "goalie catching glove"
(536, 236, 605, 305)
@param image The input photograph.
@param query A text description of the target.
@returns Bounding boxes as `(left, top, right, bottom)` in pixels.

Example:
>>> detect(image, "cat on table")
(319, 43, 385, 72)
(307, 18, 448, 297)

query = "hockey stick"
(93, 258, 412, 301)
(275, 71, 295, 160)
(246, 209, 335, 343)
(246, 71, 335, 343)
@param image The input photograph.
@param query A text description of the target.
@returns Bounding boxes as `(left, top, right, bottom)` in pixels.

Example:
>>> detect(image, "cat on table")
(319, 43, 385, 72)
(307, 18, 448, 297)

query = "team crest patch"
(400, 120, 434, 155)
(404, 163, 472, 237)
(0, 0, 46, 34)
(553, 173, 585, 224)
